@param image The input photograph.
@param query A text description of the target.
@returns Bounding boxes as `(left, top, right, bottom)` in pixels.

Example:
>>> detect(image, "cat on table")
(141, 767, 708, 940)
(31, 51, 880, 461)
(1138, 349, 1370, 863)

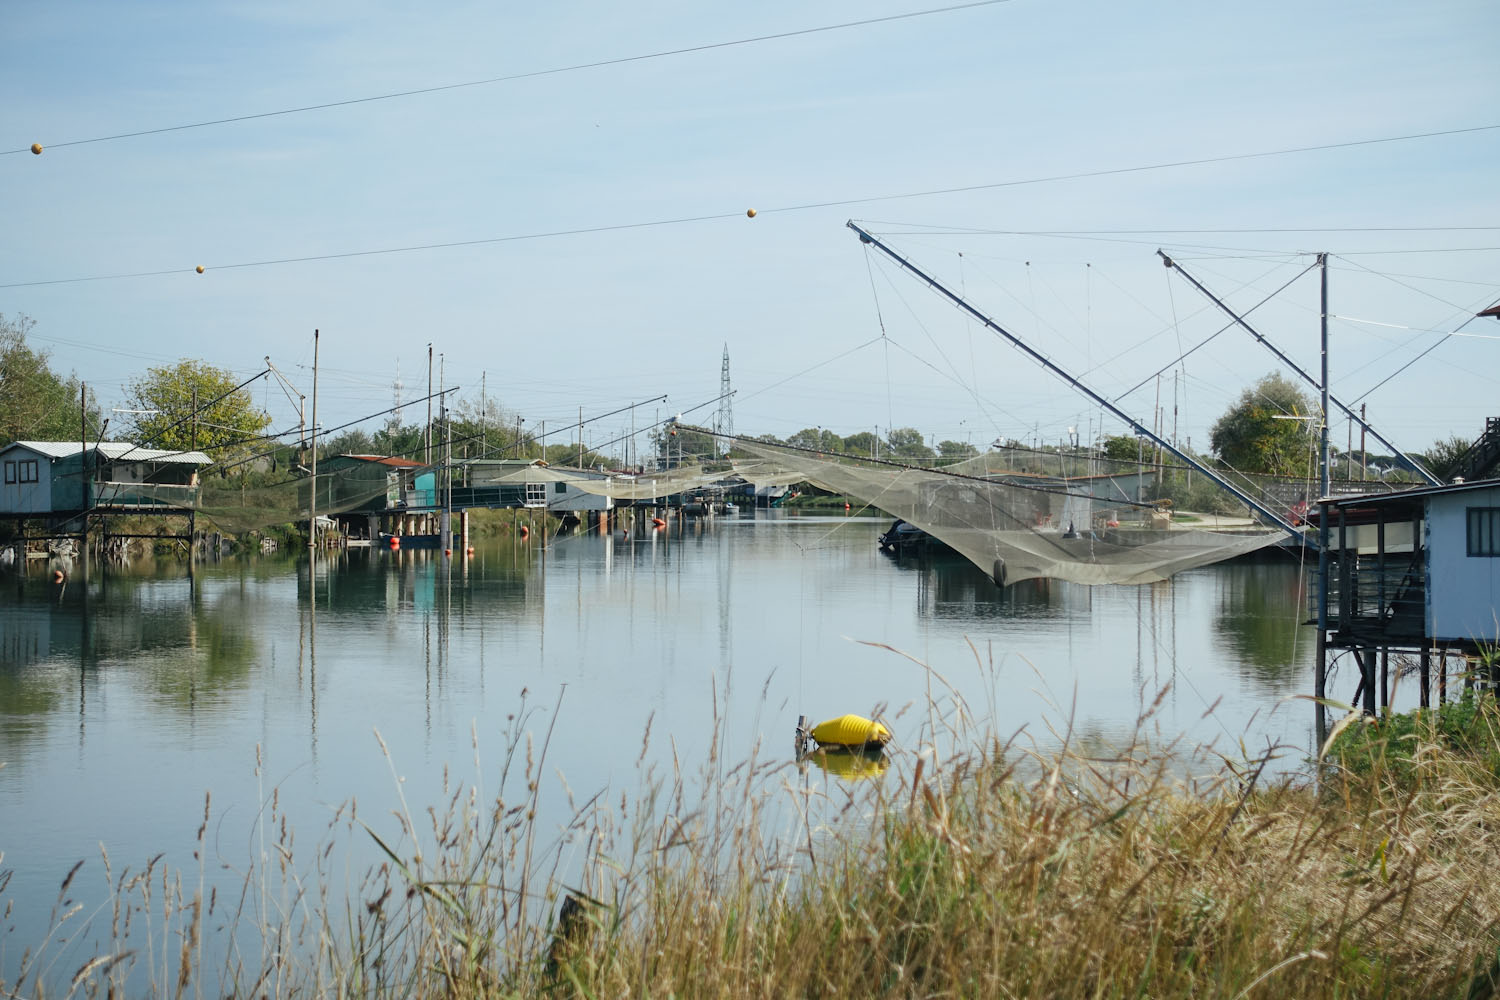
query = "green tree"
(842, 431, 879, 456)
(123, 359, 271, 457)
(787, 428, 823, 451)
(450, 395, 519, 460)
(374, 422, 425, 461)
(318, 428, 376, 457)
(1422, 434, 1472, 481)
(0, 313, 102, 443)
(1208, 373, 1318, 478)
(1102, 434, 1141, 462)
(652, 425, 715, 467)
(886, 427, 935, 461)
(937, 440, 979, 461)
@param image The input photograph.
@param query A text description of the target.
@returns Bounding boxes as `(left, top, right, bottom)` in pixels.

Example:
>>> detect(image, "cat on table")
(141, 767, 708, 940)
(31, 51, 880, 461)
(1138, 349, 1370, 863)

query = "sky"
(3, 0, 1498, 465)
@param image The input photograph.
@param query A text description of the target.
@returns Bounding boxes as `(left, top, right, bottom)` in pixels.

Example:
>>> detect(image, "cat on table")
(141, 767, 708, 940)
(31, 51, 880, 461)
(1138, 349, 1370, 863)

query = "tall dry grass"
(5, 680, 1500, 998)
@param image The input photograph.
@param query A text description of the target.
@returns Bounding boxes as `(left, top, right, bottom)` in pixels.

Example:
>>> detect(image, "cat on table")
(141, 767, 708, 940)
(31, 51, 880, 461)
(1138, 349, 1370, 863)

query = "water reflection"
(1210, 559, 1314, 694)
(800, 748, 889, 782)
(906, 551, 1082, 622)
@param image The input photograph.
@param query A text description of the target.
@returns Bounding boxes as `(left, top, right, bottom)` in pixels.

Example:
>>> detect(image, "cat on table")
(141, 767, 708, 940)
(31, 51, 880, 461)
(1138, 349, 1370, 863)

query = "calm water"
(1, 510, 1323, 978)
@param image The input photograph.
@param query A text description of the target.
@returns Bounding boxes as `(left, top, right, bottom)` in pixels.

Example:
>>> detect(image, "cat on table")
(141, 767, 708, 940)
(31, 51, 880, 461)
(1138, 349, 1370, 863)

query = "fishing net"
(531, 466, 728, 501)
(183, 461, 733, 529)
(730, 438, 1284, 587)
(117, 436, 1288, 585)
(192, 464, 394, 535)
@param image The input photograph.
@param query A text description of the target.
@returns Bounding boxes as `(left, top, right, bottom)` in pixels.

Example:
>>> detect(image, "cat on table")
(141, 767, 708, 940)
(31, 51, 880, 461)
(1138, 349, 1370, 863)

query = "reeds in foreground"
(5, 681, 1500, 998)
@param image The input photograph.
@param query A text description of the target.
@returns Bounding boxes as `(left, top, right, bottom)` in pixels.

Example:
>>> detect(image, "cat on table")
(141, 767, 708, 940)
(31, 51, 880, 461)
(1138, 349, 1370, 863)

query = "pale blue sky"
(4, 0, 1497, 460)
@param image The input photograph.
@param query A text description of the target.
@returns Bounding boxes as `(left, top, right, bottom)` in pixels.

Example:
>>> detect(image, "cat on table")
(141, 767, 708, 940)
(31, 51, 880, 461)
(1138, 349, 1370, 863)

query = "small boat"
(877, 518, 926, 552)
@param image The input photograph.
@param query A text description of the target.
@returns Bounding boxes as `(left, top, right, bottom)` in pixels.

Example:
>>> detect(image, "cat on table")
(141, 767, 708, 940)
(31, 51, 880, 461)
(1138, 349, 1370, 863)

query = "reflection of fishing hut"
(1315, 478, 1500, 720)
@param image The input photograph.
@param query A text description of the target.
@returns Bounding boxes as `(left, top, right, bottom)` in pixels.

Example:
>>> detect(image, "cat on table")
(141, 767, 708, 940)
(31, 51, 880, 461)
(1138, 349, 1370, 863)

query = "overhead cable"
(5, 0, 1014, 157)
(4, 124, 1497, 290)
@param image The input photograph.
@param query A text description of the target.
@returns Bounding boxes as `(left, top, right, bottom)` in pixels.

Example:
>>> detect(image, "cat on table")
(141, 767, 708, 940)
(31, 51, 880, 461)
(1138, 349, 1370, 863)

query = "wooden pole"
(309, 329, 319, 550)
(425, 344, 433, 465)
(1420, 645, 1431, 709)
(188, 385, 198, 558)
(81, 382, 90, 563)
(1316, 253, 1332, 735)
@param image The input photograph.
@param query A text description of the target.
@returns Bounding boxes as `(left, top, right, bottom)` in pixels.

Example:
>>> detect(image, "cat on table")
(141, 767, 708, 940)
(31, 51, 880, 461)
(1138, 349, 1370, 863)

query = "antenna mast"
(715, 345, 734, 456)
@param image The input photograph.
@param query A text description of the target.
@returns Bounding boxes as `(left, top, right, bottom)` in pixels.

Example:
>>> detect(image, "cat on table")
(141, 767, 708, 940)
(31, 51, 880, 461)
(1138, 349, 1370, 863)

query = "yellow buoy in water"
(809, 714, 891, 751)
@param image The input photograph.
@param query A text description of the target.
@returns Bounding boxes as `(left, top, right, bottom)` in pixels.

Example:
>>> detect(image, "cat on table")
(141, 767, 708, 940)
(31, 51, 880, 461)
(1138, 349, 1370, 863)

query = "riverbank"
(8, 695, 1498, 998)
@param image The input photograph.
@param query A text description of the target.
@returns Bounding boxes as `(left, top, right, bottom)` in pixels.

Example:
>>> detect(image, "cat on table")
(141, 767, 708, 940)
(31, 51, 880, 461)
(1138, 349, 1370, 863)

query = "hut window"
(1468, 507, 1500, 557)
(18, 460, 38, 484)
(555, 480, 567, 494)
(3, 461, 13, 484)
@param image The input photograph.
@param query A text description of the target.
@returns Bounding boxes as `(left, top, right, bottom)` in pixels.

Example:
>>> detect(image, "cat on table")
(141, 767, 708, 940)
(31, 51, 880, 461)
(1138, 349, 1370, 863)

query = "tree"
(937, 440, 979, 461)
(1102, 434, 1141, 462)
(886, 427, 935, 461)
(842, 431, 879, 456)
(1208, 373, 1318, 478)
(786, 428, 823, 451)
(123, 359, 271, 457)
(318, 428, 376, 457)
(374, 422, 425, 461)
(1423, 434, 1473, 481)
(0, 313, 101, 443)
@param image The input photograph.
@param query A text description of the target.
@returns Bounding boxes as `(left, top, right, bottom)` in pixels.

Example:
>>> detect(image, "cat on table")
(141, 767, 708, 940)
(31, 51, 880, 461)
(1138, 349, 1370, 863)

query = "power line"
(768, 124, 1500, 212)
(3, 123, 1495, 291)
(861, 223, 1500, 236)
(5, 0, 1014, 157)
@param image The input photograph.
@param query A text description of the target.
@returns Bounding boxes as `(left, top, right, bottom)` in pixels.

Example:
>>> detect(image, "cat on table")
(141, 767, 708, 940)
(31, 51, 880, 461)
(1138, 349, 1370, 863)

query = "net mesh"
(113, 440, 1289, 586)
(732, 439, 1285, 587)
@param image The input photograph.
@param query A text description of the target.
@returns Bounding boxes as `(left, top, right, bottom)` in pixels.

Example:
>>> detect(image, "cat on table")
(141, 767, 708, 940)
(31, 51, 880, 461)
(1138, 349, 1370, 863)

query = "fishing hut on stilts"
(1314, 477, 1500, 740)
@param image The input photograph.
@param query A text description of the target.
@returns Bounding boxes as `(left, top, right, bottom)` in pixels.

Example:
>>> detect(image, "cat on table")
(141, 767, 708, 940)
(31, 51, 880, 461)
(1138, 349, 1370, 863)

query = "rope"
(862, 245, 896, 438)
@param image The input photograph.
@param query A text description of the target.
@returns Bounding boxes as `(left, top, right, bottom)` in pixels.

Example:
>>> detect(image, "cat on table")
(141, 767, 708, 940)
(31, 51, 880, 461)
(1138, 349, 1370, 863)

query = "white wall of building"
(548, 481, 613, 512)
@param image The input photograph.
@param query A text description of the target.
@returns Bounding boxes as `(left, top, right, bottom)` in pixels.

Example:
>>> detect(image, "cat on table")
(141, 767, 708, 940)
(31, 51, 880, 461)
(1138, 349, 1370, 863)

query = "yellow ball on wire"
(746, 208, 757, 218)
(195, 265, 205, 274)
(31, 143, 43, 155)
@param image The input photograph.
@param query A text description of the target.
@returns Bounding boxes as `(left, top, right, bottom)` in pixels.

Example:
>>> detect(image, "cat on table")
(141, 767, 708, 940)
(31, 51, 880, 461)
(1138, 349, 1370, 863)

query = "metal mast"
(848, 221, 1310, 545)
(1158, 252, 1438, 486)
(715, 344, 733, 456)
(309, 328, 319, 550)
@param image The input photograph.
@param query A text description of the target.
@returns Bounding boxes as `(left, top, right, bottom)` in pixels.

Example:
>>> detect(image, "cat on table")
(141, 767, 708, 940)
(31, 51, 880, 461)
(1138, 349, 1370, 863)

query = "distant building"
(0, 441, 211, 519)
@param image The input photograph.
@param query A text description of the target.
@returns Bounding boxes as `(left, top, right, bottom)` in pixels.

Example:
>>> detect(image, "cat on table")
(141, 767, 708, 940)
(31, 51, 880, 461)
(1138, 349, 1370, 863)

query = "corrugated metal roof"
(3, 441, 212, 464)
(1324, 476, 1500, 509)
(337, 454, 425, 468)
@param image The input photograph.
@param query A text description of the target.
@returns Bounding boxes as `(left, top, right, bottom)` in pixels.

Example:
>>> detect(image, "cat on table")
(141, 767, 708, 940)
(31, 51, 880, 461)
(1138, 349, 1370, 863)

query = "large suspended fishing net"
(729, 438, 1285, 587)
(177, 461, 738, 531)
(192, 464, 394, 534)
(471, 463, 730, 501)
(110, 437, 1288, 585)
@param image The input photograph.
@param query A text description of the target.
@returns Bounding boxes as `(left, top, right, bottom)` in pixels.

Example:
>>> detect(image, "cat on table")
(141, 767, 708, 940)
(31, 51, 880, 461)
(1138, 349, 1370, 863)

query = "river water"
(0, 509, 1323, 983)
